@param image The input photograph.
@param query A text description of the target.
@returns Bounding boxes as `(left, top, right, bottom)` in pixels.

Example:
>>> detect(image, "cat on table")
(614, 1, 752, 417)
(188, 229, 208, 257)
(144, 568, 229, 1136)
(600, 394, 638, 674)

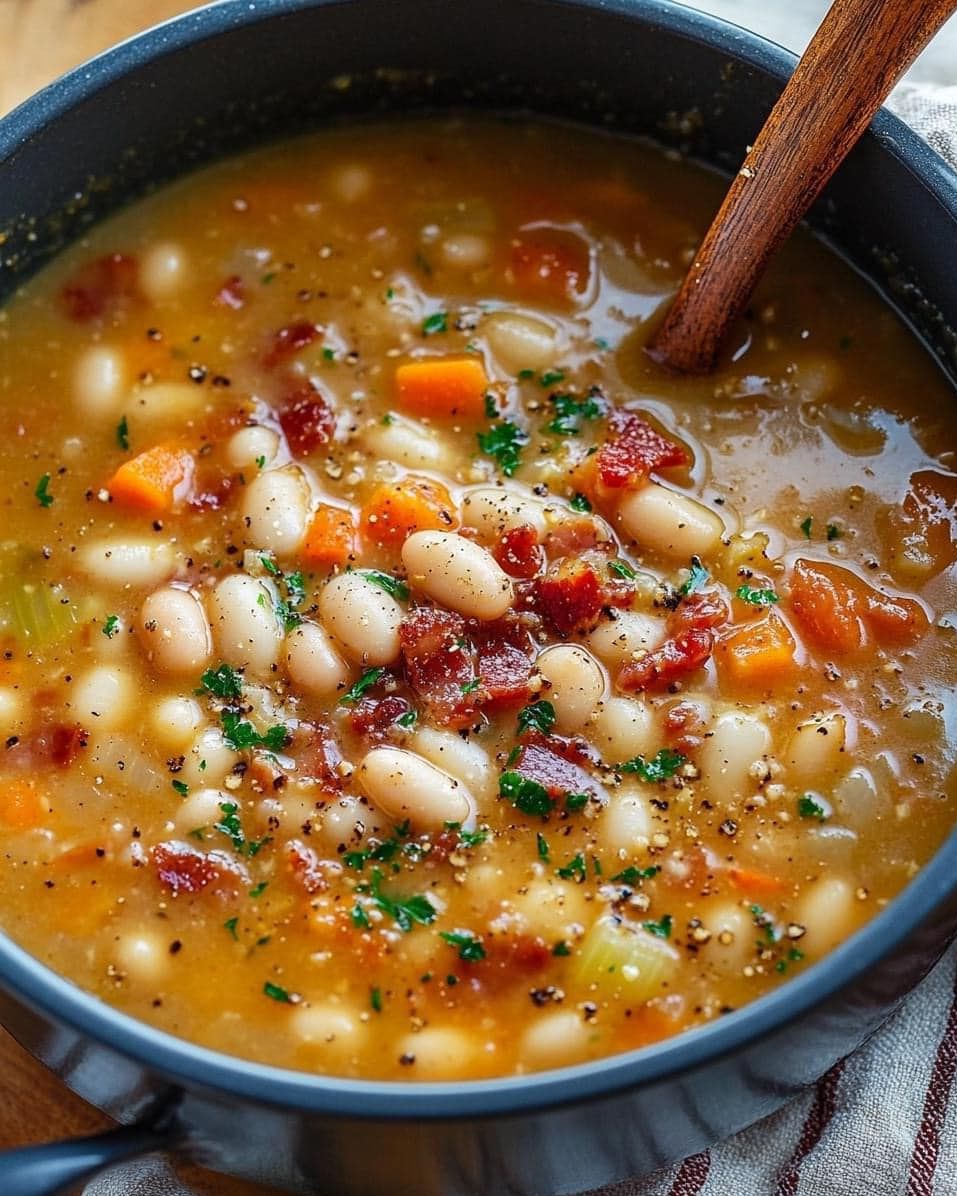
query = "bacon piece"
(59, 253, 139, 322)
(215, 275, 245, 310)
(50, 723, 90, 767)
(287, 838, 327, 894)
(596, 410, 688, 489)
(473, 616, 535, 708)
(543, 516, 610, 559)
(278, 383, 335, 458)
(400, 607, 478, 728)
(475, 933, 551, 988)
(187, 470, 237, 512)
(348, 693, 414, 741)
(152, 841, 247, 895)
(263, 321, 321, 368)
(510, 229, 591, 304)
(512, 740, 606, 803)
(663, 699, 710, 755)
(537, 559, 604, 636)
(671, 591, 729, 635)
(293, 724, 344, 792)
(618, 627, 714, 693)
(493, 524, 543, 580)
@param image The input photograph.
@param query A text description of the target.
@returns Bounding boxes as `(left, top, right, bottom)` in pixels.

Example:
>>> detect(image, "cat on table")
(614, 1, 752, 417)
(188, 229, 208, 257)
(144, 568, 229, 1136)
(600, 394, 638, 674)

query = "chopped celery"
(0, 574, 79, 646)
(572, 915, 679, 1002)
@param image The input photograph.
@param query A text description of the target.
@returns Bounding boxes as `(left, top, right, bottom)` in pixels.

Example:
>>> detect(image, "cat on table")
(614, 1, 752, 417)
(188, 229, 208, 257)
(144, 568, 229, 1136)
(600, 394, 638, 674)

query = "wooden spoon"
(648, 0, 957, 375)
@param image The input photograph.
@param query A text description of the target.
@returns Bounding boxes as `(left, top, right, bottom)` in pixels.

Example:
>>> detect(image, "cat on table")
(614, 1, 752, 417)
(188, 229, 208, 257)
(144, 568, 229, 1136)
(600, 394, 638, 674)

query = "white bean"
(139, 587, 212, 675)
(78, 538, 175, 589)
(520, 1011, 592, 1071)
(285, 622, 352, 699)
(586, 610, 666, 668)
(292, 1004, 367, 1066)
(358, 746, 472, 831)
(440, 233, 491, 270)
(592, 697, 657, 764)
(175, 787, 231, 834)
(601, 788, 653, 855)
(125, 382, 204, 438)
(412, 727, 495, 803)
(361, 415, 451, 471)
(226, 425, 280, 471)
(618, 482, 725, 560)
(784, 712, 849, 784)
(794, 876, 858, 957)
(461, 486, 547, 539)
(139, 241, 188, 301)
(208, 573, 283, 677)
(0, 687, 22, 736)
(241, 467, 310, 557)
(319, 796, 378, 850)
(395, 1027, 477, 1079)
(150, 696, 204, 750)
(699, 711, 771, 803)
(73, 346, 126, 418)
(699, 900, 755, 972)
(402, 531, 513, 621)
(510, 879, 588, 939)
(536, 644, 605, 733)
(318, 573, 402, 666)
(181, 726, 235, 786)
(70, 665, 134, 731)
(114, 933, 168, 983)
(484, 311, 558, 372)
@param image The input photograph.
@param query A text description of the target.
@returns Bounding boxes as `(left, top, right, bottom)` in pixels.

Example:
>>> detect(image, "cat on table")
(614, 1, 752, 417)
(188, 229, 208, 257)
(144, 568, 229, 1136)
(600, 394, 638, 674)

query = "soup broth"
(0, 117, 954, 1079)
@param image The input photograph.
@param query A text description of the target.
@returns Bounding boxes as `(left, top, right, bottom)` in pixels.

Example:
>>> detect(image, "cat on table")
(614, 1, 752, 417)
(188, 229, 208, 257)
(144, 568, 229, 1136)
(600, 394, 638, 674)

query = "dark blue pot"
(0, 2, 956, 1193)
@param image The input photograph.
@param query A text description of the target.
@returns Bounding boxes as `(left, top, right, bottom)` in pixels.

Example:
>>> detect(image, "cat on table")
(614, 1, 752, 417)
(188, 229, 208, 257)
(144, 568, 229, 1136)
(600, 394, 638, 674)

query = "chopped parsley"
(546, 391, 603, 436)
(735, 584, 779, 606)
(396, 708, 418, 729)
(517, 699, 556, 737)
(537, 832, 550, 861)
(827, 523, 842, 541)
(221, 710, 289, 754)
(361, 570, 409, 602)
(255, 455, 266, 469)
(617, 748, 686, 783)
(460, 677, 481, 695)
(776, 947, 806, 974)
(198, 663, 243, 701)
(499, 771, 552, 817)
(35, 473, 54, 508)
(539, 369, 566, 388)
(556, 852, 587, 882)
(484, 393, 499, 419)
(370, 986, 383, 1012)
(798, 794, 829, 820)
(171, 779, 189, 797)
(322, 347, 336, 361)
(263, 981, 293, 1003)
(259, 556, 306, 631)
(343, 835, 408, 870)
(356, 867, 437, 932)
(608, 559, 637, 581)
(800, 516, 814, 539)
(116, 416, 129, 451)
(517, 368, 536, 380)
(440, 929, 486, 962)
(564, 792, 589, 811)
(477, 421, 527, 477)
(443, 823, 488, 848)
(553, 940, 571, 956)
(351, 903, 371, 930)
(751, 904, 779, 945)
(643, 914, 673, 939)
(421, 311, 448, 336)
(611, 864, 661, 886)
(569, 492, 592, 512)
(678, 556, 708, 596)
(249, 881, 269, 899)
(215, 801, 271, 858)
(223, 916, 239, 940)
(339, 666, 385, 706)
(102, 614, 120, 639)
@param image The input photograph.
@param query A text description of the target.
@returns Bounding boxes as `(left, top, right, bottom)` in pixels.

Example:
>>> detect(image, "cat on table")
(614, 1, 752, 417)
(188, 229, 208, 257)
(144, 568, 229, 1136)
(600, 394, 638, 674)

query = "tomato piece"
(509, 229, 591, 305)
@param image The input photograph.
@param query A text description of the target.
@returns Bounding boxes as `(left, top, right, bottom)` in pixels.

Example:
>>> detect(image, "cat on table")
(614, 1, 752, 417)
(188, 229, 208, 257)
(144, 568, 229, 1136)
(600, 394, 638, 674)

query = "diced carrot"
(360, 477, 459, 548)
(1, 779, 44, 829)
(395, 358, 490, 420)
(728, 866, 785, 896)
(301, 504, 359, 568)
(788, 558, 928, 655)
(715, 612, 799, 688)
(509, 229, 592, 305)
(108, 444, 193, 513)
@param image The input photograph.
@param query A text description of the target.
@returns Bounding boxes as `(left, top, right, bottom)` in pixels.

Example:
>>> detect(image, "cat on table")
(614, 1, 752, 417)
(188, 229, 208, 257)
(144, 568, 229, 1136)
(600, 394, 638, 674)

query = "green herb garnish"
(171, 779, 189, 797)
(546, 392, 603, 436)
(556, 852, 586, 882)
(249, 881, 268, 899)
(351, 903, 371, 930)
(102, 614, 120, 639)
(339, 666, 386, 706)
(553, 940, 571, 956)
(357, 867, 436, 932)
(617, 748, 686, 783)
(798, 794, 828, 820)
(370, 986, 383, 1012)
(35, 473, 54, 508)
(215, 801, 272, 857)
(537, 832, 550, 861)
(263, 981, 292, 1003)
(361, 570, 409, 602)
(499, 771, 552, 816)
(460, 677, 481, 695)
(678, 556, 708, 596)
(440, 930, 486, 962)
(800, 516, 813, 539)
(610, 865, 661, 885)
(564, 792, 589, 811)
(735, 585, 779, 606)
(517, 699, 556, 737)
(224, 917, 239, 940)
(608, 560, 636, 581)
(477, 421, 528, 477)
(198, 663, 243, 701)
(827, 523, 841, 541)
(397, 708, 418, 729)
(116, 416, 129, 451)
(643, 915, 673, 939)
(569, 492, 592, 512)
(539, 369, 566, 388)
(422, 311, 448, 336)
(221, 710, 289, 754)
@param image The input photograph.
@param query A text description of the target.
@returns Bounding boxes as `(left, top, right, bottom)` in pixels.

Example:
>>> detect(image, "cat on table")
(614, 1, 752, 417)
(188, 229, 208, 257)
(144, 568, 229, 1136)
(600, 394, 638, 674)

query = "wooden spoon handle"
(648, 0, 957, 375)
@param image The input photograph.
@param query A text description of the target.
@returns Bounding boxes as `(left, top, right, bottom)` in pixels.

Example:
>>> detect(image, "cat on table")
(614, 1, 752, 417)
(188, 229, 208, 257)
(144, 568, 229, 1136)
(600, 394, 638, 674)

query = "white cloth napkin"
(86, 5, 957, 1193)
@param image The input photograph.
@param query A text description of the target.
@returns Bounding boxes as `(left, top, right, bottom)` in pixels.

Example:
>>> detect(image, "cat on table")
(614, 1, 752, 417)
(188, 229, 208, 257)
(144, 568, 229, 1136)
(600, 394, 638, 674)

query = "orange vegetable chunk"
(360, 477, 458, 548)
(788, 558, 928, 655)
(395, 358, 490, 420)
(728, 867, 785, 897)
(1, 779, 43, 829)
(108, 443, 193, 513)
(715, 612, 799, 688)
(302, 504, 359, 568)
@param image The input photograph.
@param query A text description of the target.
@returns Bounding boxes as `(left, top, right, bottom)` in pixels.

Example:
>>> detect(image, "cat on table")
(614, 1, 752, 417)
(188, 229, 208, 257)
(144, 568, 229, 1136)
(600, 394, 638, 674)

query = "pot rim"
(1, 0, 956, 1123)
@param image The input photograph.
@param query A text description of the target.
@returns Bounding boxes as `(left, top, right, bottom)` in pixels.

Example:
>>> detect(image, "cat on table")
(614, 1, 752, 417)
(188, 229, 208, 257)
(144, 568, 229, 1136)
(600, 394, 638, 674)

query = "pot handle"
(0, 1122, 177, 1196)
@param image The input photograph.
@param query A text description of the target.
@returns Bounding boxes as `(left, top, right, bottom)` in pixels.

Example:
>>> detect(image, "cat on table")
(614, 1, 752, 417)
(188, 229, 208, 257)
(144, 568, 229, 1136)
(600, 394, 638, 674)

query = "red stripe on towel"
(774, 1060, 845, 1196)
(907, 967, 957, 1196)
(668, 1151, 711, 1196)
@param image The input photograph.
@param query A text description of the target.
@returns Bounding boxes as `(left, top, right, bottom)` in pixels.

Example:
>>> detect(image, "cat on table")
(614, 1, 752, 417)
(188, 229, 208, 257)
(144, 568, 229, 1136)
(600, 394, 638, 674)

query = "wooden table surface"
(0, 4, 283, 1188)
